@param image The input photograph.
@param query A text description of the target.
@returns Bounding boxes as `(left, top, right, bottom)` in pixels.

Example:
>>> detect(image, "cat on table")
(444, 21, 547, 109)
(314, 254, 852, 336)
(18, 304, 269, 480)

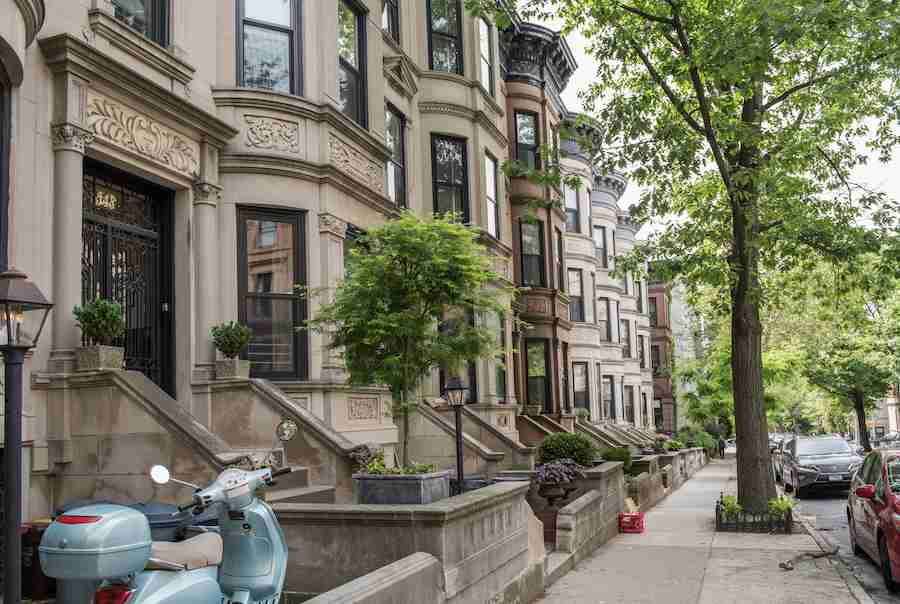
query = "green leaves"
(210, 321, 252, 359)
(73, 299, 125, 347)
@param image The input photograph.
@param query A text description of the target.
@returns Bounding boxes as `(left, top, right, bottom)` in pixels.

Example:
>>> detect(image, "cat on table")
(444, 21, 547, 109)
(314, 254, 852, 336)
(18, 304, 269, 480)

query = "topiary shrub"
(538, 432, 598, 467)
(211, 321, 253, 358)
(73, 299, 125, 346)
(602, 446, 633, 474)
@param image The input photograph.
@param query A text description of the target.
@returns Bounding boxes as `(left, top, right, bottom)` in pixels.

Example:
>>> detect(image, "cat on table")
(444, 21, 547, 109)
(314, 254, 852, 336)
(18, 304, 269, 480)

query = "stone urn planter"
(215, 358, 251, 379)
(76, 345, 124, 372)
(353, 470, 451, 505)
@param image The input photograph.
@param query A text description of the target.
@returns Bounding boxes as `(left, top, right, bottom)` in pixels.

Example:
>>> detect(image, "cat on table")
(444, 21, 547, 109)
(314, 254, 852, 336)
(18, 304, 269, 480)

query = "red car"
(847, 449, 900, 592)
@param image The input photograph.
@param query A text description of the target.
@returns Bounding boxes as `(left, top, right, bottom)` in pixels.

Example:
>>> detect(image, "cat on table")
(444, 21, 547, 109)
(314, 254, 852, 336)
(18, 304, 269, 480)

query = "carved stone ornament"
(51, 124, 95, 154)
(318, 213, 348, 238)
(245, 115, 300, 154)
(192, 181, 222, 203)
(524, 296, 550, 315)
(348, 398, 380, 422)
(328, 135, 385, 194)
(85, 92, 201, 178)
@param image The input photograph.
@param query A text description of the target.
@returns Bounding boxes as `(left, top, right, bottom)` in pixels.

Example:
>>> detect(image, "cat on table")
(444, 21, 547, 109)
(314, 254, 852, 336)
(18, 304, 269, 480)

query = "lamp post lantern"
(445, 376, 468, 495)
(0, 268, 52, 604)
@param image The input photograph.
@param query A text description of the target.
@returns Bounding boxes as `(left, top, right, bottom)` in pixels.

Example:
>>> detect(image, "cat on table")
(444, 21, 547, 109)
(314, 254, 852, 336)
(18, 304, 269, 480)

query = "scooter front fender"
(127, 567, 222, 604)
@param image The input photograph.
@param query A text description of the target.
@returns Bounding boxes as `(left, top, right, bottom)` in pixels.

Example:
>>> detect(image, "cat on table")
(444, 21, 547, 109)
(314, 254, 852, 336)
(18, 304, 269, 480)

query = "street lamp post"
(0, 268, 52, 604)
(445, 376, 468, 495)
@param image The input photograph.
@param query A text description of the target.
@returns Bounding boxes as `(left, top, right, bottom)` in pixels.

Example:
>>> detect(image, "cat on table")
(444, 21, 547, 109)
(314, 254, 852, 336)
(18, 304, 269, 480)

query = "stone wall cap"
(352, 470, 451, 481)
(584, 461, 624, 476)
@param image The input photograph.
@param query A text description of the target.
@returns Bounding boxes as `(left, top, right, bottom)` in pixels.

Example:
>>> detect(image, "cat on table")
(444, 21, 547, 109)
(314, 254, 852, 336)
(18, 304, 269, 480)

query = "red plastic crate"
(619, 512, 645, 533)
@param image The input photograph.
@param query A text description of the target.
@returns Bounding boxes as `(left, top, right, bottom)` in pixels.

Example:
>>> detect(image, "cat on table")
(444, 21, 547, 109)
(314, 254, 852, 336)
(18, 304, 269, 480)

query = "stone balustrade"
(301, 553, 446, 604)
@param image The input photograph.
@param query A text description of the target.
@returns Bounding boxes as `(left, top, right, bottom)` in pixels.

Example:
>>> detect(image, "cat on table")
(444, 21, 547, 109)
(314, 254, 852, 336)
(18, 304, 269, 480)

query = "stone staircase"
(433, 405, 536, 470)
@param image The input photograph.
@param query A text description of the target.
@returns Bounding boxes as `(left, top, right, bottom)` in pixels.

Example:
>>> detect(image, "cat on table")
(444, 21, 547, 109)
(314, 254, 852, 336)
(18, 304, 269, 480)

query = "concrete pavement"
(539, 458, 872, 603)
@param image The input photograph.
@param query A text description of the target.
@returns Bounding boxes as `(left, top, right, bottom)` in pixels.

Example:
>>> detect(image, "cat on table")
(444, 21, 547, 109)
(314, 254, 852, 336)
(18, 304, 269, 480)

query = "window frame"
(649, 296, 658, 327)
(496, 314, 508, 402)
(525, 338, 552, 414)
(112, 0, 169, 46)
(625, 385, 635, 424)
(431, 134, 470, 222)
(237, 0, 303, 96)
(598, 297, 611, 341)
(636, 279, 644, 312)
(593, 225, 608, 268)
(565, 181, 580, 233)
(651, 344, 661, 375)
(568, 268, 585, 322)
(602, 375, 616, 420)
(382, 0, 400, 43)
(638, 335, 647, 369)
(337, 0, 368, 127)
(385, 104, 407, 207)
(555, 228, 565, 292)
(621, 319, 631, 357)
(427, 0, 464, 74)
(573, 361, 589, 411)
(514, 111, 541, 170)
(478, 17, 495, 95)
(520, 220, 546, 287)
(485, 152, 500, 239)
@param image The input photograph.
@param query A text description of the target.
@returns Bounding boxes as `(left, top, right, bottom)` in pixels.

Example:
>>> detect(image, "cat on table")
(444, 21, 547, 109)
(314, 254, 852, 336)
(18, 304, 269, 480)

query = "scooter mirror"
(150, 465, 171, 485)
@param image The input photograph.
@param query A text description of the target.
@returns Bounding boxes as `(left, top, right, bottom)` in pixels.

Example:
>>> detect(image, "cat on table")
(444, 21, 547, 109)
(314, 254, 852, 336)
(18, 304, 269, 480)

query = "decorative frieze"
(348, 398, 380, 422)
(524, 296, 550, 315)
(51, 123, 94, 154)
(245, 115, 300, 154)
(328, 134, 385, 194)
(85, 92, 200, 178)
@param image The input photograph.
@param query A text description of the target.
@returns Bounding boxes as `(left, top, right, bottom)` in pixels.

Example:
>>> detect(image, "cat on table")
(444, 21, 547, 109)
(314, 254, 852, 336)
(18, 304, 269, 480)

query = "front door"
(81, 160, 174, 394)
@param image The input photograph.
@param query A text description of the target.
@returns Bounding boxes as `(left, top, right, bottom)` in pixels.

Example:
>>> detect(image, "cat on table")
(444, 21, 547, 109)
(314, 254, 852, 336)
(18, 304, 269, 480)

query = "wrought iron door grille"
(82, 167, 171, 391)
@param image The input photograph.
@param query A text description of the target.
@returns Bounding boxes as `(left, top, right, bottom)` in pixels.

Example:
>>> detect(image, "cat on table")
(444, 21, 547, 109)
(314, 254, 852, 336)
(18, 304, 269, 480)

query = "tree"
(469, 0, 900, 511)
(308, 213, 510, 466)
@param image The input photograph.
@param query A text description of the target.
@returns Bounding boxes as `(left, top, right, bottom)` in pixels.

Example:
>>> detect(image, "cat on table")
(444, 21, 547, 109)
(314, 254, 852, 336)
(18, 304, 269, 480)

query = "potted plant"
(352, 451, 451, 505)
(533, 458, 585, 542)
(73, 299, 126, 371)
(211, 321, 252, 379)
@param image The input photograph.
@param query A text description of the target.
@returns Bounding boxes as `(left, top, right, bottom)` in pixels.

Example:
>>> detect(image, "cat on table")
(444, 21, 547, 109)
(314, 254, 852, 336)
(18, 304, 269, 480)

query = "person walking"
(717, 436, 727, 458)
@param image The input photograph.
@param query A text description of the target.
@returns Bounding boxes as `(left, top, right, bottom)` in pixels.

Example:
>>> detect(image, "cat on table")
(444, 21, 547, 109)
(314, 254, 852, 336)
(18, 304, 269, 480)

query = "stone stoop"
(433, 405, 536, 470)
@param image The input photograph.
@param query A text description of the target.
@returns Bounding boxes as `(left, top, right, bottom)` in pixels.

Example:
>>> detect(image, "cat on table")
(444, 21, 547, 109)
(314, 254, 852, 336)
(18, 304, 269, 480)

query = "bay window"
(432, 135, 469, 221)
(598, 297, 611, 341)
(479, 18, 494, 95)
(520, 221, 545, 287)
(565, 183, 580, 232)
(594, 225, 608, 268)
(568, 269, 584, 322)
(338, 0, 367, 126)
(515, 112, 540, 169)
(428, 0, 463, 74)
(239, 0, 300, 94)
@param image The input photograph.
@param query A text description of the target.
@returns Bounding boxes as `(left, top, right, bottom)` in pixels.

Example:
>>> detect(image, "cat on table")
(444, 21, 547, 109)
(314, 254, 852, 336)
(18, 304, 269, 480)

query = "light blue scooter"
(39, 464, 292, 604)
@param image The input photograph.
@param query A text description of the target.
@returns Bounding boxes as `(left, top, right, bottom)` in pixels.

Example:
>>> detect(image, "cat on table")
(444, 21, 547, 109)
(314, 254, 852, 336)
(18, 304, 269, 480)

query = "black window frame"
(385, 104, 407, 207)
(555, 228, 565, 292)
(594, 225, 608, 268)
(653, 398, 664, 430)
(638, 335, 647, 369)
(525, 338, 552, 414)
(621, 319, 631, 357)
(485, 151, 500, 239)
(237, 206, 308, 380)
(427, 0, 463, 74)
(514, 111, 541, 170)
(565, 181, 580, 233)
(602, 375, 616, 420)
(651, 345, 661, 375)
(589, 272, 596, 324)
(496, 313, 508, 402)
(625, 385, 635, 424)
(237, 0, 303, 95)
(431, 134, 470, 222)
(478, 17, 495, 95)
(642, 392, 649, 427)
(338, 0, 368, 127)
(636, 279, 644, 312)
(568, 268, 585, 322)
(598, 297, 611, 341)
(382, 0, 400, 43)
(112, 0, 169, 46)
(573, 361, 589, 410)
(520, 220, 545, 287)
(649, 296, 658, 327)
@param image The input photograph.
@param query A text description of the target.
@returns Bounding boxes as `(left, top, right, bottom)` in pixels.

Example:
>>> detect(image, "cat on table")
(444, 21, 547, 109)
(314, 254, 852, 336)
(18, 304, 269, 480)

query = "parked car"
(847, 449, 900, 592)
(783, 436, 863, 497)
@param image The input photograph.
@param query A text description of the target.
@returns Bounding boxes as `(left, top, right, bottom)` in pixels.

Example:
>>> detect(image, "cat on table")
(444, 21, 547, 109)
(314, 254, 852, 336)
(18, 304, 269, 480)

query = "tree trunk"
(853, 391, 871, 452)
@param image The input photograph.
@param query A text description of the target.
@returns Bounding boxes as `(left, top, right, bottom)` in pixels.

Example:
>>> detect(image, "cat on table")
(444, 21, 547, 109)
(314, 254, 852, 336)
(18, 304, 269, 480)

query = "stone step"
(270, 465, 310, 490)
(267, 485, 336, 504)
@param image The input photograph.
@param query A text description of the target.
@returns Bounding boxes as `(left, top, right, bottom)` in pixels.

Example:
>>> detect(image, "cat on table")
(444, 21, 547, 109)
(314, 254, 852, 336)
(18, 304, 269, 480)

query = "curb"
(799, 516, 875, 604)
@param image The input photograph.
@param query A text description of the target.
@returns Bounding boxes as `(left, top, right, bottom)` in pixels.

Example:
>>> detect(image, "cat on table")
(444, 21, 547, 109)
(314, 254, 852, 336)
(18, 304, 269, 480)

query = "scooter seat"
(146, 532, 223, 570)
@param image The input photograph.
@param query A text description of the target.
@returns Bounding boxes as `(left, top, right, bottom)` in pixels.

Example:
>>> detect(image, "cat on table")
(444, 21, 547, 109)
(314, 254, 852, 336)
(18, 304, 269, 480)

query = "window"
(496, 314, 507, 402)
(432, 135, 469, 221)
(239, 0, 301, 94)
(636, 279, 644, 312)
(651, 345, 661, 375)
(338, 1, 366, 126)
(520, 221, 545, 287)
(621, 319, 631, 357)
(573, 362, 589, 410)
(515, 112, 540, 169)
(593, 225, 608, 268)
(653, 398, 663, 430)
(625, 386, 635, 424)
(589, 273, 596, 324)
(112, 0, 168, 45)
(485, 153, 499, 238)
(562, 342, 570, 412)
(642, 393, 649, 427)
(568, 269, 584, 322)
(622, 271, 630, 295)
(238, 208, 307, 379)
(638, 335, 647, 369)
(602, 375, 615, 420)
(385, 106, 406, 206)
(526, 339, 551, 413)
(479, 18, 494, 95)
(565, 183, 580, 232)
(649, 297, 659, 326)
(615, 301, 622, 341)
(555, 228, 565, 291)
(428, 0, 463, 74)
(598, 298, 611, 341)
(382, 0, 400, 43)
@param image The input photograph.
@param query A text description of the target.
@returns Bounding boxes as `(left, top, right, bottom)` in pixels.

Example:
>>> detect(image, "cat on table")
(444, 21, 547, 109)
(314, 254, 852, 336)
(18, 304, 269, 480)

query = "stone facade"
(649, 277, 677, 432)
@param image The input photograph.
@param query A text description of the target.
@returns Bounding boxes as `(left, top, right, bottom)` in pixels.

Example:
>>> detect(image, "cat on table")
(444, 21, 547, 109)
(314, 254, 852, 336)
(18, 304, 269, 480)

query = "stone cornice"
(88, 9, 195, 86)
(594, 172, 628, 197)
(15, 0, 45, 47)
(38, 34, 238, 147)
(418, 101, 509, 148)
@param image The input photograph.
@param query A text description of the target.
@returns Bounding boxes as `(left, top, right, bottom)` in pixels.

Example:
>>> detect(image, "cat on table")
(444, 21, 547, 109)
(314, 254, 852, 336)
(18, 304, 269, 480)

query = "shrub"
(665, 439, 685, 451)
(575, 408, 591, 422)
(768, 495, 796, 516)
(721, 495, 742, 518)
(538, 432, 598, 467)
(73, 299, 125, 346)
(211, 321, 252, 358)
(362, 450, 436, 475)
(534, 459, 584, 485)
(677, 426, 716, 453)
(603, 447, 633, 474)
(349, 443, 378, 471)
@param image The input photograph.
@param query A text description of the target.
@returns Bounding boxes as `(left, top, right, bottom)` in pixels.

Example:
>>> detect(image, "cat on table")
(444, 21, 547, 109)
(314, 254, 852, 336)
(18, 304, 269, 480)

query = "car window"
(796, 438, 851, 456)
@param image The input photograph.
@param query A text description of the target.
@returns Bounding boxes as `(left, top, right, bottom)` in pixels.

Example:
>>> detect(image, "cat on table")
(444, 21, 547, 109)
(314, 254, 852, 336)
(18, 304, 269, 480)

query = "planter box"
(76, 345, 124, 372)
(215, 358, 251, 379)
(353, 471, 451, 505)
(715, 501, 794, 534)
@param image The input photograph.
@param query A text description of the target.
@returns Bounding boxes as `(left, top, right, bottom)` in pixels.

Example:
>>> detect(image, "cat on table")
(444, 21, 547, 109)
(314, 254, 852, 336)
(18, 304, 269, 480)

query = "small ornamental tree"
(73, 299, 125, 346)
(308, 212, 511, 466)
(210, 321, 252, 359)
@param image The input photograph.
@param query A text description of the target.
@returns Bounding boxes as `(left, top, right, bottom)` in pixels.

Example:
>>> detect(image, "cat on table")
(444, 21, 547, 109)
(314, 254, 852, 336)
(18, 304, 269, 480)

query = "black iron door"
(81, 160, 174, 394)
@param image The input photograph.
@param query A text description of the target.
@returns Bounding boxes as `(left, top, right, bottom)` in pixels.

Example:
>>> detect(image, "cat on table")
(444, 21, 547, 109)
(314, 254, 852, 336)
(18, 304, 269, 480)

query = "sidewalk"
(538, 458, 870, 604)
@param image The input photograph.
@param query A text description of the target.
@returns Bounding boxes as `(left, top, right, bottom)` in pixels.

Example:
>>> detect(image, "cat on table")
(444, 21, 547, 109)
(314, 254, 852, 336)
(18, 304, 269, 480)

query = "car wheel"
(848, 512, 863, 556)
(879, 534, 899, 593)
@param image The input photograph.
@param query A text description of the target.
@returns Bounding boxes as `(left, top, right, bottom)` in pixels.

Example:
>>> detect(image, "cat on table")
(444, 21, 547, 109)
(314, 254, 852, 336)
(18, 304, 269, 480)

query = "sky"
(556, 29, 900, 215)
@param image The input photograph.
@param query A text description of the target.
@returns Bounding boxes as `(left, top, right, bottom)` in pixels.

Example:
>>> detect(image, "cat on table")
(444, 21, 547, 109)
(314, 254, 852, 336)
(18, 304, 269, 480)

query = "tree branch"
(816, 145, 853, 203)
(618, 3, 675, 26)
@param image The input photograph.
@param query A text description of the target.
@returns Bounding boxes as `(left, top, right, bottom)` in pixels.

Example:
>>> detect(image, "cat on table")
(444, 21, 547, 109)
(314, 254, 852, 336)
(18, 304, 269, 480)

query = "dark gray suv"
(784, 436, 863, 497)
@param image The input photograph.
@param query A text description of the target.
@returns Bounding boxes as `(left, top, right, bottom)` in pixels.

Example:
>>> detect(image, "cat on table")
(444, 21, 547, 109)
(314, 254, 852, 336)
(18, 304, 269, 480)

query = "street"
(798, 489, 900, 603)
